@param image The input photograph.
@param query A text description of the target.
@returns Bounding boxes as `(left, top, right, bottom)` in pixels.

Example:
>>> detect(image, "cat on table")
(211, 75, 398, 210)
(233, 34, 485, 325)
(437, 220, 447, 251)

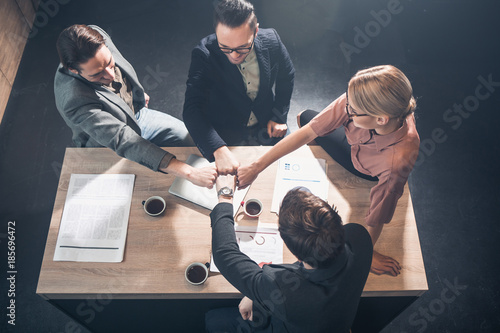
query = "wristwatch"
(217, 186, 234, 198)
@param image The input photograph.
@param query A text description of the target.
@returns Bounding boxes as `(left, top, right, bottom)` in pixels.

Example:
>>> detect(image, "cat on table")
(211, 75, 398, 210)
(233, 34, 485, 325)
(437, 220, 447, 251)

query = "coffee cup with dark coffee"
(185, 262, 210, 285)
(142, 196, 166, 216)
(243, 199, 263, 218)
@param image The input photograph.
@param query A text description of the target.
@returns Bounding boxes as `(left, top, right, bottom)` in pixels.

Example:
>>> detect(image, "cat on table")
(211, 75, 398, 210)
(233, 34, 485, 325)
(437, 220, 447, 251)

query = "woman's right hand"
(236, 162, 260, 189)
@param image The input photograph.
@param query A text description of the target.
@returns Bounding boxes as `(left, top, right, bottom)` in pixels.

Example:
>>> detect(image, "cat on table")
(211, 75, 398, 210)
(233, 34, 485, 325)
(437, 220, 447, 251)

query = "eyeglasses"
(345, 90, 370, 118)
(218, 32, 256, 55)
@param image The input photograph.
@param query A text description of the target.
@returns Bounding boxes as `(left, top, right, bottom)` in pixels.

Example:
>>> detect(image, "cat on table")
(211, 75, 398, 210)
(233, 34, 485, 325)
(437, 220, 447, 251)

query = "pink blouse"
(309, 94, 420, 227)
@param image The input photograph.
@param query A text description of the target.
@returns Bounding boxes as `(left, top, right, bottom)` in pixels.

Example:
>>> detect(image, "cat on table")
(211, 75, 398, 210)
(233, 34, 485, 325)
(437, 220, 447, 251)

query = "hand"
(144, 93, 150, 108)
(267, 120, 287, 138)
(370, 250, 401, 276)
(236, 163, 259, 189)
(214, 146, 239, 175)
(188, 166, 218, 189)
(238, 296, 253, 321)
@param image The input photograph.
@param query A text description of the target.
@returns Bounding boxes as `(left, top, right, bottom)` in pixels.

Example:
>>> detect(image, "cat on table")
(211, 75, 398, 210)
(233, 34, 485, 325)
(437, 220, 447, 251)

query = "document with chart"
(53, 174, 135, 262)
(210, 224, 283, 273)
(271, 157, 329, 213)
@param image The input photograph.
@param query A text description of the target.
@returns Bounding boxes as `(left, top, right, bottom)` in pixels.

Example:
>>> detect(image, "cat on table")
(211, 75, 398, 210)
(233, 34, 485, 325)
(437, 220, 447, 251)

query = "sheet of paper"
(53, 174, 135, 262)
(210, 224, 283, 272)
(271, 157, 329, 213)
(168, 154, 249, 216)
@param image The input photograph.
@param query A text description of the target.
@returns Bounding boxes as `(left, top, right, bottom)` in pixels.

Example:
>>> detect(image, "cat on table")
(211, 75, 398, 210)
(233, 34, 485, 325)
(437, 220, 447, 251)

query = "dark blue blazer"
(183, 28, 295, 160)
(211, 203, 373, 333)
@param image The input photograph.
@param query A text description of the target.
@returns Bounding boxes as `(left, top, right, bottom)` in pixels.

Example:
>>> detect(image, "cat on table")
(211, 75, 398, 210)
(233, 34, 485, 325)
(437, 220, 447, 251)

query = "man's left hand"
(238, 296, 253, 321)
(144, 92, 150, 108)
(267, 120, 287, 138)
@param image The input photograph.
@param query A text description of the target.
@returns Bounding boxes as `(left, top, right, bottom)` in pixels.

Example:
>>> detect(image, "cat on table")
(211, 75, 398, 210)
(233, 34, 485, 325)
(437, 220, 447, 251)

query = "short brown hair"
(56, 24, 105, 72)
(213, 0, 258, 31)
(278, 188, 345, 269)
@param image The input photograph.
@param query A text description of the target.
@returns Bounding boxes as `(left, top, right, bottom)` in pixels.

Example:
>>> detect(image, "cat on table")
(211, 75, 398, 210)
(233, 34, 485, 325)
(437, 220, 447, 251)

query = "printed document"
(53, 174, 135, 262)
(210, 224, 283, 272)
(169, 154, 249, 216)
(271, 157, 328, 213)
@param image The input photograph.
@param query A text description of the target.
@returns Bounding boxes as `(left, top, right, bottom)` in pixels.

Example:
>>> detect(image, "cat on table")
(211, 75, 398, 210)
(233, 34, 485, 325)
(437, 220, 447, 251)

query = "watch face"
(219, 186, 233, 197)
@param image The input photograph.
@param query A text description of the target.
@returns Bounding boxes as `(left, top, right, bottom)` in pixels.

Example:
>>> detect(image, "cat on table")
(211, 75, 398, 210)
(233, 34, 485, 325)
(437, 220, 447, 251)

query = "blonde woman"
(237, 65, 420, 276)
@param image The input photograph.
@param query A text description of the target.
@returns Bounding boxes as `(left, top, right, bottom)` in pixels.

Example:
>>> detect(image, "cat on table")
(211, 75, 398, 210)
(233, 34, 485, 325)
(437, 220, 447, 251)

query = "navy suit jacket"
(211, 203, 373, 333)
(183, 28, 295, 161)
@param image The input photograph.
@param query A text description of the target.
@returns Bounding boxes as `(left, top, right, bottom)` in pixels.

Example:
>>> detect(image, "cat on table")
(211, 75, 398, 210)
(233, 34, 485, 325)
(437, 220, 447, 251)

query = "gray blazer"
(54, 25, 170, 171)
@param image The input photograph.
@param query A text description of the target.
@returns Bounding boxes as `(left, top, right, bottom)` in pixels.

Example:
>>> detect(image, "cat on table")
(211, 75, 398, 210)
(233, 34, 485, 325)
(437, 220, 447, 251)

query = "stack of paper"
(271, 157, 328, 213)
(210, 224, 284, 272)
(53, 174, 135, 262)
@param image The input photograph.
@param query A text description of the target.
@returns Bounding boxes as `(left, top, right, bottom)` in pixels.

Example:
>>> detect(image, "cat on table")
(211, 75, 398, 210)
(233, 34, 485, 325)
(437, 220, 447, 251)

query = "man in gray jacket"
(55, 24, 216, 188)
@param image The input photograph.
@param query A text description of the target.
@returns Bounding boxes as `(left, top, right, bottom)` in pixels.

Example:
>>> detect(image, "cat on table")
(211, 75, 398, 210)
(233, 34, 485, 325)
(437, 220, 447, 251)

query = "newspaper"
(53, 174, 135, 262)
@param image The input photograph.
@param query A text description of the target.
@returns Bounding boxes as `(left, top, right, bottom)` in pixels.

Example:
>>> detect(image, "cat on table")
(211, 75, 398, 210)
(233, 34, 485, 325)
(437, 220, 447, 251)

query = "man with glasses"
(183, 0, 295, 175)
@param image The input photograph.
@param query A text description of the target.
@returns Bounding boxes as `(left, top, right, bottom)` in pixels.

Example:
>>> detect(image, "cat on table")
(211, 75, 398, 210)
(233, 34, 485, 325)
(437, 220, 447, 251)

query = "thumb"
(267, 122, 273, 137)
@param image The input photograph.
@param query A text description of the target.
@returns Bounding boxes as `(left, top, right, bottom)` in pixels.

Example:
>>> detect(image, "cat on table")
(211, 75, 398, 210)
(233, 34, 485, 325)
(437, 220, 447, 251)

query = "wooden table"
(37, 146, 427, 332)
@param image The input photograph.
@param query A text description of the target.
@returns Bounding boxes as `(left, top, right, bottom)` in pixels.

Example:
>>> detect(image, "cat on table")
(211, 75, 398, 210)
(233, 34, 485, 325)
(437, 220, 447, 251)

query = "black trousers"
(205, 307, 271, 333)
(299, 109, 377, 182)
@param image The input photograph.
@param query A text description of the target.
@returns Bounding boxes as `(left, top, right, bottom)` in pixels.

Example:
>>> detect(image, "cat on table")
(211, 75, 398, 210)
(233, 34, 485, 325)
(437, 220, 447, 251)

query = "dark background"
(1, 0, 499, 332)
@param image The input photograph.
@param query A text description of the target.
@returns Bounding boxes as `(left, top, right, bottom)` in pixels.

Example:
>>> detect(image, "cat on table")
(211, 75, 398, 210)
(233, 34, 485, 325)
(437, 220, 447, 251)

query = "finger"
(238, 309, 246, 320)
(392, 263, 401, 275)
(370, 267, 384, 275)
(382, 257, 401, 271)
(267, 124, 273, 138)
(387, 266, 398, 276)
(381, 262, 399, 276)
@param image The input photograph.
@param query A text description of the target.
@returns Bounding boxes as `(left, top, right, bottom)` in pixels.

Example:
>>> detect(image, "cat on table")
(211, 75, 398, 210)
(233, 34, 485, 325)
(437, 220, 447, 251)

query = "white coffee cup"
(142, 196, 166, 216)
(185, 262, 210, 285)
(243, 199, 263, 218)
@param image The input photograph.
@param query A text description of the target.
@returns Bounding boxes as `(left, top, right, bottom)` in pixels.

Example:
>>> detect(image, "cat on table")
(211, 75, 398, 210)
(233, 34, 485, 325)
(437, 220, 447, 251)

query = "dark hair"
(278, 188, 345, 269)
(213, 0, 257, 31)
(56, 24, 105, 72)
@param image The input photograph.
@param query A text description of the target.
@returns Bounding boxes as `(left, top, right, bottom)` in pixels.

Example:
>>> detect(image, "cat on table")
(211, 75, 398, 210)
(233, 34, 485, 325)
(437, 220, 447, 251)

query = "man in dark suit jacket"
(207, 182, 373, 332)
(54, 24, 216, 188)
(183, 0, 295, 175)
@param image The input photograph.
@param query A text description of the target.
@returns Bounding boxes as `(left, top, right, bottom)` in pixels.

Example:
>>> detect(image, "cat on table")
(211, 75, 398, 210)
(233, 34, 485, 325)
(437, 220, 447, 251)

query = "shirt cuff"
(270, 107, 286, 123)
(157, 152, 176, 173)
